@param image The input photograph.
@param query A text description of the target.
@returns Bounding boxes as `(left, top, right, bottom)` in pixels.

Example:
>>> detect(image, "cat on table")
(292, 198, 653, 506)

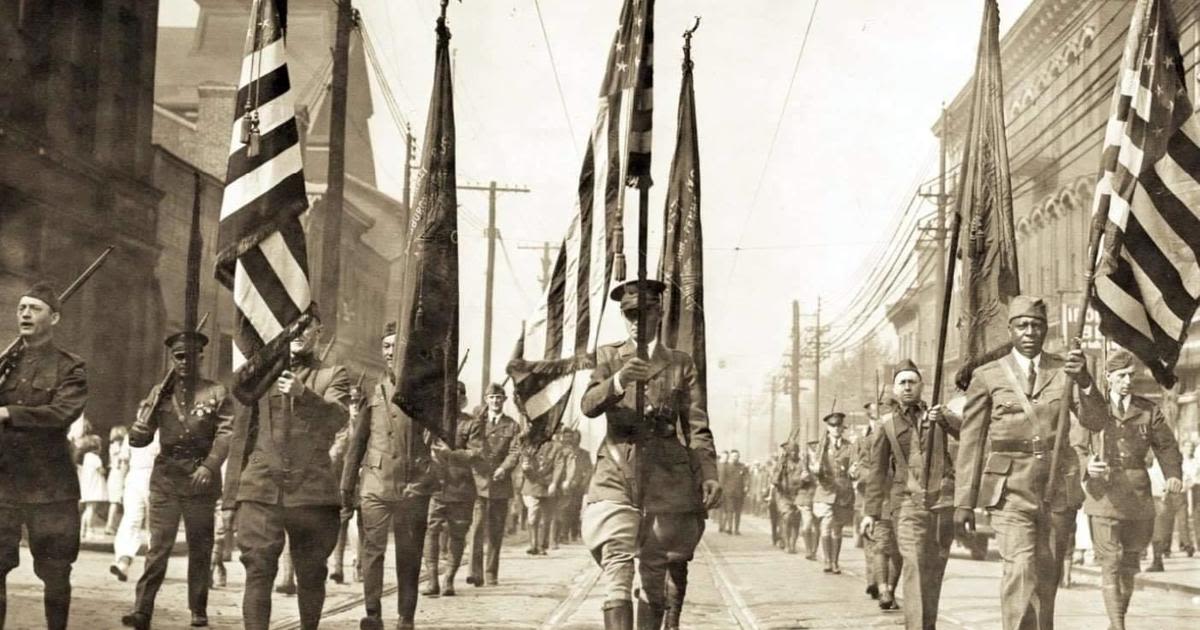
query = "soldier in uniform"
(765, 442, 788, 549)
(224, 307, 351, 630)
(862, 360, 960, 627)
(852, 401, 887, 605)
(0, 283, 87, 630)
(121, 330, 234, 629)
(812, 412, 857, 574)
(327, 379, 367, 585)
(520, 427, 565, 555)
(1077, 350, 1183, 630)
(772, 442, 813, 555)
(422, 381, 477, 597)
(955, 296, 1106, 630)
(559, 428, 593, 544)
(579, 279, 720, 630)
(721, 450, 750, 535)
(465, 383, 520, 586)
(341, 322, 439, 630)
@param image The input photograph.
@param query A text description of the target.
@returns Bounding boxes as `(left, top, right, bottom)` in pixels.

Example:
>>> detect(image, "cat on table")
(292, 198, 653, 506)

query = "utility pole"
(812, 297, 822, 441)
(790, 301, 801, 444)
(518, 241, 555, 291)
(919, 105, 951, 399)
(317, 1, 356, 336)
(403, 123, 414, 231)
(459, 180, 531, 391)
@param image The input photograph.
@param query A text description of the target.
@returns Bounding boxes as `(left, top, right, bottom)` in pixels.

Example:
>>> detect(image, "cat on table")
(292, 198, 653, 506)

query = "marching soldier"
(465, 383, 520, 586)
(559, 428, 593, 543)
(327, 379, 366, 585)
(772, 442, 813, 555)
(520, 427, 565, 555)
(341, 322, 439, 630)
(765, 442, 788, 549)
(121, 330, 234, 629)
(812, 412, 856, 574)
(579, 279, 720, 630)
(955, 296, 1107, 630)
(853, 400, 901, 609)
(721, 450, 751, 535)
(0, 283, 87, 630)
(1077, 350, 1183, 630)
(224, 307, 351, 630)
(422, 381, 477, 597)
(861, 360, 960, 627)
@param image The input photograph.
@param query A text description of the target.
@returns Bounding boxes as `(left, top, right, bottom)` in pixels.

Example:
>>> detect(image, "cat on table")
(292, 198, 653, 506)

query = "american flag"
(215, 0, 313, 404)
(507, 0, 655, 441)
(1091, 0, 1200, 387)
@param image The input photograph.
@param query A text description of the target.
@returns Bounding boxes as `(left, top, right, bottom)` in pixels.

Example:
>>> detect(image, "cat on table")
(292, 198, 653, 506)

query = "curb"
(1067, 564, 1200, 596)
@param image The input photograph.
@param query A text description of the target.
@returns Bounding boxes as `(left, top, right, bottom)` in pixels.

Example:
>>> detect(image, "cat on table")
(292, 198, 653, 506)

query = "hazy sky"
(160, 0, 1035, 459)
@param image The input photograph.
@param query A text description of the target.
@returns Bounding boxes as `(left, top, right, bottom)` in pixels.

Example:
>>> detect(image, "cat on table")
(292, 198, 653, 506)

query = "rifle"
(133, 312, 211, 429)
(0, 247, 115, 388)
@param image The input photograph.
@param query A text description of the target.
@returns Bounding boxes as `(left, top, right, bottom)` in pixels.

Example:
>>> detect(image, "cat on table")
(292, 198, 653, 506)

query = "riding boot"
(821, 537, 834, 572)
(636, 600, 665, 630)
(602, 600, 634, 630)
(1101, 583, 1125, 630)
(664, 562, 687, 630)
(1119, 573, 1135, 621)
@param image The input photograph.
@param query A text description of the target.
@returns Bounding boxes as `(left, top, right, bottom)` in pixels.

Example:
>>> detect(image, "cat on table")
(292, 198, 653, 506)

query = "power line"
(531, 0, 580, 158)
(725, 0, 821, 286)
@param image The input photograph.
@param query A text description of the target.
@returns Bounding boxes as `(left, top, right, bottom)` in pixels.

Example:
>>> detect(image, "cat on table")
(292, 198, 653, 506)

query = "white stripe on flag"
(1146, 157, 1200, 296)
(231, 338, 246, 372)
(588, 105, 613, 349)
(524, 373, 575, 419)
(560, 224, 582, 360)
(259, 230, 312, 310)
(238, 38, 287, 89)
(220, 144, 304, 220)
(233, 256, 286, 342)
(1106, 183, 1133, 230)
(1124, 249, 1186, 339)
(1095, 273, 1156, 340)
(1114, 134, 1146, 194)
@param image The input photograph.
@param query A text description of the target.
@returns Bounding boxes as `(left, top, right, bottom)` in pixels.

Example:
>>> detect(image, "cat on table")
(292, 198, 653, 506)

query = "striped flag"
(215, 0, 313, 404)
(507, 0, 655, 442)
(659, 34, 706, 406)
(391, 10, 458, 445)
(1091, 0, 1200, 387)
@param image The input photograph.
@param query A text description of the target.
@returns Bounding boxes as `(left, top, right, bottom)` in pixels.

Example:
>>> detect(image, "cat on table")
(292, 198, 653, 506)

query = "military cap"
(1008, 295, 1047, 322)
(485, 382, 507, 397)
(22, 282, 61, 313)
(863, 400, 879, 410)
(1105, 349, 1137, 373)
(164, 330, 209, 350)
(382, 321, 397, 338)
(893, 358, 921, 380)
(609, 279, 667, 312)
(823, 412, 846, 427)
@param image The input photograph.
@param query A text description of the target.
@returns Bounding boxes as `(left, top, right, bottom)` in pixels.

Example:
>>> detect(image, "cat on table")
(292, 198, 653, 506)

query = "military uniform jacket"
(813, 436, 856, 507)
(721, 462, 751, 499)
(521, 439, 565, 498)
(341, 379, 438, 502)
(0, 343, 86, 504)
(567, 445, 594, 495)
(772, 456, 813, 507)
(955, 352, 1106, 514)
(129, 378, 234, 498)
(224, 354, 351, 508)
(1078, 395, 1183, 520)
(432, 413, 479, 504)
(581, 339, 718, 514)
(464, 412, 520, 499)
(864, 401, 960, 519)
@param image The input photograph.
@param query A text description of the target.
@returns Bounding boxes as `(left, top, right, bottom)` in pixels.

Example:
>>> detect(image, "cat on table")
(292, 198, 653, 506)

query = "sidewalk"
(1069, 553, 1200, 596)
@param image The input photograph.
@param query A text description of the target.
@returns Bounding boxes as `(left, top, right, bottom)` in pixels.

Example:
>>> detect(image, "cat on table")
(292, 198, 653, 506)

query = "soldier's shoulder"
(198, 378, 229, 397)
(52, 345, 85, 368)
(1130, 394, 1159, 413)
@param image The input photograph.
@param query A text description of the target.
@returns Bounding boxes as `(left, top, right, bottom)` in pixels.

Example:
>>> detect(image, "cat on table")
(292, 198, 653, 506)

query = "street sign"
(1060, 293, 1104, 351)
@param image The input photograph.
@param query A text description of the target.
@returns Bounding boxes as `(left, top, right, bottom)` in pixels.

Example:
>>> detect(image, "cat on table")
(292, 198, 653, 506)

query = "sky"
(160, 0, 1035, 460)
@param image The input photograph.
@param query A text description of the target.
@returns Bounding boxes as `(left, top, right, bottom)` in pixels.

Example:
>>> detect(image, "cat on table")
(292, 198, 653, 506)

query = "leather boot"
(636, 600, 665, 630)
(1119, 573, 1135, 621)
(296, 583, 326, 630)
(422, 563, 440, 597)
(821, 537, 834, 573)
(44, 577, 70, 630)
(602, 600, 634, 630)
(664, 563, 687, 630)
(1101, 583, 1125, 630)
(830, 535, 843, 574)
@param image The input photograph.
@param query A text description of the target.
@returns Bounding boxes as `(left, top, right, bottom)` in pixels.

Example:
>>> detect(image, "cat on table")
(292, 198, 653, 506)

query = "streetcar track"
(700, 538, 763, 630)
(540, 561, 602, 629)
(270, 579, 408, 630)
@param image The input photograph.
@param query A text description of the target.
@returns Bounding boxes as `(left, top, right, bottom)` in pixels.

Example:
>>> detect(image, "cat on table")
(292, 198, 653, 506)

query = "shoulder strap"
(999, 358, 1041, 426)
(882, 416, 908, 473)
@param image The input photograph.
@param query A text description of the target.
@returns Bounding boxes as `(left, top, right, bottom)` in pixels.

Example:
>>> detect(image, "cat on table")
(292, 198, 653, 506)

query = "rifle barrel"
(60, 247, 115, 303)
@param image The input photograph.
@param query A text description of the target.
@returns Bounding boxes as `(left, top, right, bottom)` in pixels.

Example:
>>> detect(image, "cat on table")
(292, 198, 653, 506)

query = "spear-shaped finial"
(683, 17, 701, 67)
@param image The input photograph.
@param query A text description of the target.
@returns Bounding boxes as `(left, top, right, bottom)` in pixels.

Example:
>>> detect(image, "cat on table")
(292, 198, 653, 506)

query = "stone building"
(890, 0, 1200, 441)
(0, 1, 166, 430)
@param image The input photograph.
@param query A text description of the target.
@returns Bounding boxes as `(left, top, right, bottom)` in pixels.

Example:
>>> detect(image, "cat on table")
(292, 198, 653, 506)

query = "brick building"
(890, 0, 1200, 442)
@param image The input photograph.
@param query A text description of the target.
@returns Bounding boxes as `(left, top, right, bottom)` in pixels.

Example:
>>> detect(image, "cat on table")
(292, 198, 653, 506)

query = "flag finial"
(683, 16, 700, 66)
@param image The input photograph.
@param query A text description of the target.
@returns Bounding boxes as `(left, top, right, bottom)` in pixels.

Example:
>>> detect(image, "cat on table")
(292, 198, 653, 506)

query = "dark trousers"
(359, 495, 430, 623)
(639, 513, 704, 610)
(1090, 515, 1153, 629)
(0, 500, 80, 630)
(991, 507, 1075, 630)
(470, 497, 509, 582)
(236, 501, 339, 630)
(426, 497, 472, 586)
(896, 504, 953, 630)
(721, 494, 744, 533)
(134, 492, 217, 616)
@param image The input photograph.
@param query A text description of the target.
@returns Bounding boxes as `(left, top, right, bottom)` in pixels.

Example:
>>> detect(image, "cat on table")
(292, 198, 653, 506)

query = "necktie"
(1026, 362, 1037, 396)
(1117, 398, 1127, 417)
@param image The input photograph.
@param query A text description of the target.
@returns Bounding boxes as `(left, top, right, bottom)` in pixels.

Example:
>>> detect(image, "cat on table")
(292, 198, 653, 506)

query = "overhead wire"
(531, 0, 580, 158)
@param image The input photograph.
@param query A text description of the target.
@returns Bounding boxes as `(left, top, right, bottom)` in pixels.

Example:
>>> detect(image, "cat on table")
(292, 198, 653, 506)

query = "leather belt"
(991, 435, 1056, 454)
(1105, 456, 1147, 470)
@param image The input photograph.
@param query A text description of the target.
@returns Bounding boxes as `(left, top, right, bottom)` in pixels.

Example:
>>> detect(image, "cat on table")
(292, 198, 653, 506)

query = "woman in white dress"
(77, 434, 108, 539)
(105, 426, 130, 535)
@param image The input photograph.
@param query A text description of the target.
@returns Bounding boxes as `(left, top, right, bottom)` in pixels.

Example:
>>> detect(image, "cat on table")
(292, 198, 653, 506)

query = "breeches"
(426, 496, 472, 572)
(813, 502, 851, 537)
(1089, 516, 1153, 577)
(581, 500, 703, 606)
(0, 501, 81, 630)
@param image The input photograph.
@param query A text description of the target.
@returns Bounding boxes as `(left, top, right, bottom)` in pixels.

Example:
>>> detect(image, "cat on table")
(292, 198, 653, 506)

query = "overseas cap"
(22, 282, 61, 313)
(382, 321, 397, 338)
(1105, 349, 1137, 373)
(823, 412, 846, 427)
(1008, 295, 1047, 322)
(893, 358, 921, 380)
(609, 279, 667, 312)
